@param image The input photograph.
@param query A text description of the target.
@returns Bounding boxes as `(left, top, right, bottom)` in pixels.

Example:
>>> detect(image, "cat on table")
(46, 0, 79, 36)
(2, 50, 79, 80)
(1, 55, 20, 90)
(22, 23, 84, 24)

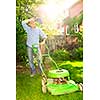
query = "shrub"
(70, 47, 83, 61)
(51, 49, 70, 61)
(16, 17, 28, 66)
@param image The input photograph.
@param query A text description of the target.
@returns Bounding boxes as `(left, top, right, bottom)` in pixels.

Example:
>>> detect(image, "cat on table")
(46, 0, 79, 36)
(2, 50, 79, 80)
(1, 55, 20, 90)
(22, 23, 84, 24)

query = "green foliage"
(42, 26, 60, 36)
(16, 17, 28, 65)
(77, 31, 83, 47)
(59, 61, 83, 83)
(16, 0, 44, 21)
(67, 13, 83, 35)
(51, 49, 70, 61)
(67, 12, 83, 31)
(37, 23, 60, 36)
(70, 47, 83, 61)
(50, 47, 83, 62)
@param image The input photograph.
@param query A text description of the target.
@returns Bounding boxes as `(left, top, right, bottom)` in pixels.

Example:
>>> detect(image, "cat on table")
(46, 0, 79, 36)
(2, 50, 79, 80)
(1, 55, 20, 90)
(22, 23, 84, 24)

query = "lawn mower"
(32, 44, 83, 95)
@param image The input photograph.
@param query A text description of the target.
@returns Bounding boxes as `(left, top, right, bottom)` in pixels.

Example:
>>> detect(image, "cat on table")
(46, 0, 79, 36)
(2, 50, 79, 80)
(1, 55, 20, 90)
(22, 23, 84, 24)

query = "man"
(22, 17, 47, 77)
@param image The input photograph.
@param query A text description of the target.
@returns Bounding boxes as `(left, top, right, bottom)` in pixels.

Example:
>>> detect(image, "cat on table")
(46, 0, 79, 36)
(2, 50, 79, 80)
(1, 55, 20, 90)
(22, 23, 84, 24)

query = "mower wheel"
(42, 85, 47, 93)
(78, 83, 83, 91)
(42, 78, 47, 93)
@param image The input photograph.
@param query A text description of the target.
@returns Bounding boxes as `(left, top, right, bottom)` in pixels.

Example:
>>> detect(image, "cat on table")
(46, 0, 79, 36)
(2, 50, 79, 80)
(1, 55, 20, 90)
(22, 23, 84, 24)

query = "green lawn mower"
(32, 44, 83, 95)
(42, 68, 83, 95)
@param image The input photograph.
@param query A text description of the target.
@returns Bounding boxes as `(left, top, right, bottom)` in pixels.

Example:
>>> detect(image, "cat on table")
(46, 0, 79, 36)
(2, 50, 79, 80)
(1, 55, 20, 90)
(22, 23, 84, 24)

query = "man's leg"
(27, 46, 36, 75)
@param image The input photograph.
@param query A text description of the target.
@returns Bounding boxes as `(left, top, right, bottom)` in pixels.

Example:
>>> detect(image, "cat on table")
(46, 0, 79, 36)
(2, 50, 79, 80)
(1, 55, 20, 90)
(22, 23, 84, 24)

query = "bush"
(16, 17, 28, 66)
(51, 49, 70, 61)
(70, 47, 83, 61)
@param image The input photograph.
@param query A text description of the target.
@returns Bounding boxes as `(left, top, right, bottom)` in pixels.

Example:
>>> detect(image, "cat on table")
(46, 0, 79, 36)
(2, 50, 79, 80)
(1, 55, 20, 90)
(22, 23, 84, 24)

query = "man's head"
(27, 17, 36, 28)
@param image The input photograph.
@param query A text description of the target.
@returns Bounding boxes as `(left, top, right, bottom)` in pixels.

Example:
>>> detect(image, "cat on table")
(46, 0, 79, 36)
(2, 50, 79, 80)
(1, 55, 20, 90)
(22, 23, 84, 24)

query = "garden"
(16, 0, 83, 100)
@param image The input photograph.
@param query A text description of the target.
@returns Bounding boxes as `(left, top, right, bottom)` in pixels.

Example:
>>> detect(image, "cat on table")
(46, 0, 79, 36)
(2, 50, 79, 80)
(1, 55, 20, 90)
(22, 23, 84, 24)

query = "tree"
(16, 0, 44, 65)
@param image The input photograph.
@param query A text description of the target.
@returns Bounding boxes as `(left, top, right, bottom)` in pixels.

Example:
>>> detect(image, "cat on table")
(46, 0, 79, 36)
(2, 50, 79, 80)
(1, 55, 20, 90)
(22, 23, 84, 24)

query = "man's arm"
(22, 18, 34, 32)
(39, 29, 47, 43)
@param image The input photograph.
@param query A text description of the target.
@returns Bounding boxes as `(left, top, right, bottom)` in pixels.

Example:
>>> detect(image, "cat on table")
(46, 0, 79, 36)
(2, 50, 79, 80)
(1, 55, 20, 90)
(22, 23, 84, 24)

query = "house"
(69, 0, 83, 18)
(63, 0, 83, 36)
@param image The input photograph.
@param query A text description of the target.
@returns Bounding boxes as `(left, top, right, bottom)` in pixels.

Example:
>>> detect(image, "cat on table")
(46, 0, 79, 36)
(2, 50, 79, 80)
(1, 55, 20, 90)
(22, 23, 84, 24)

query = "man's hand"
(40, 40, 45, 45)
(40, 38, 46, 45)
(23, 17, 35, 23)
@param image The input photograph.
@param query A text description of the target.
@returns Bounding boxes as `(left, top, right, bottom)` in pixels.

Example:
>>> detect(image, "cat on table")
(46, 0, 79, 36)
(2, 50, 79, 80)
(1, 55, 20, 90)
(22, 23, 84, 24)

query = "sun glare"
(38, 0, 79, 22)
(43, 4, 60, 20)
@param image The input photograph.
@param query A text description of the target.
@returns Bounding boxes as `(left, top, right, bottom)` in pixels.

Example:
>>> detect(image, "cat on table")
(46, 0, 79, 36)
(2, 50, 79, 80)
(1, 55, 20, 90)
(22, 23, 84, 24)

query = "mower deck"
(47, 83, 79, 95)
(41, 69, 82, 95)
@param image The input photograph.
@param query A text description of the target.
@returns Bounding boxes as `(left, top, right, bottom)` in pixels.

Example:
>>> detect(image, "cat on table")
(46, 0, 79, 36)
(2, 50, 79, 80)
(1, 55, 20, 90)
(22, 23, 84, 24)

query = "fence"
(46, 35, 66, 51)
(40, 35, 78, 54)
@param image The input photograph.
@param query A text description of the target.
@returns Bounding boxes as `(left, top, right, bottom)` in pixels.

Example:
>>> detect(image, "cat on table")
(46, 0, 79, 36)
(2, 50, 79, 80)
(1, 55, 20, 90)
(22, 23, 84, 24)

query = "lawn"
(16, 61, 83, 100)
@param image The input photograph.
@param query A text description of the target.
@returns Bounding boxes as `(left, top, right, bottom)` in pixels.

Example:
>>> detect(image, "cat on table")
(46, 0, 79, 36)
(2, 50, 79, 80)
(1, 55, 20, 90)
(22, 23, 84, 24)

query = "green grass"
(59, 61, 83, 67)
(58, 61, 83, 83)
(16, 61, 83, 100)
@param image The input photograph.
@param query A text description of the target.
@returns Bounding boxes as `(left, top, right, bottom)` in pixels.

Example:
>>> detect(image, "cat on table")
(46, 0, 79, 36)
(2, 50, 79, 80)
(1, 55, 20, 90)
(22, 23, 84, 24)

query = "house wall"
(69, 1, 83, 18)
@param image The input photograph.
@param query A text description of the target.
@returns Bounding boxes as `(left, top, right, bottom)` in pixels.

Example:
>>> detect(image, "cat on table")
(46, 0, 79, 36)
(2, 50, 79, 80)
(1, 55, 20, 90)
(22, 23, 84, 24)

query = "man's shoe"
(30, 73, 35, 77)
(30, 69, 36, 77)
